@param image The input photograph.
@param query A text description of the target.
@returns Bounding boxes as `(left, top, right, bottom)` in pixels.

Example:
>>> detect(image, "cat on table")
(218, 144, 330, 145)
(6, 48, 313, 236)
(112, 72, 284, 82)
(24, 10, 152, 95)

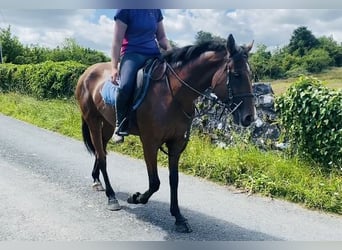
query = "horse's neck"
(181, 59, 223, 94)
(166, 58, 223, 117)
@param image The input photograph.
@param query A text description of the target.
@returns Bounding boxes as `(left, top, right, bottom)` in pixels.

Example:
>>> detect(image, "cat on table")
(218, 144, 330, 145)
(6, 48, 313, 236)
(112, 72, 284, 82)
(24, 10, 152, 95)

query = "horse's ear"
(226, 34, 237, 54)
(245, 40, 254, 53)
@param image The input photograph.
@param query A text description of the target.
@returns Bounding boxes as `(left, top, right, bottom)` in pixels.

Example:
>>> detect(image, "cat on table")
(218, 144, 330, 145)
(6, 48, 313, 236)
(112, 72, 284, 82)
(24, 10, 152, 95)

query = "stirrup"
(112, 133, 124, 143)
(115, 118, 129, 136)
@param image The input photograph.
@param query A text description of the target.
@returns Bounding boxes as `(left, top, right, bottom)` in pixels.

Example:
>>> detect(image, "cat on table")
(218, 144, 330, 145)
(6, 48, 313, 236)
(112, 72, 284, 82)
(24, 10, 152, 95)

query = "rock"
(193, 82, 286, 150)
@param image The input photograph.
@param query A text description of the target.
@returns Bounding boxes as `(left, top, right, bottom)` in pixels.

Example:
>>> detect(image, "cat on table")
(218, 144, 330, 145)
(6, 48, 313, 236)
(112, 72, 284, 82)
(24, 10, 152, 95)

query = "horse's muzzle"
(232, 109, 255, 127)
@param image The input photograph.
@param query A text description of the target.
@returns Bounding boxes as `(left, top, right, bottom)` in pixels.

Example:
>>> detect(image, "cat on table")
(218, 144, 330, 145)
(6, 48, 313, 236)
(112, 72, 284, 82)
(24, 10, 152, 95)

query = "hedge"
(0, 61, 87, 99)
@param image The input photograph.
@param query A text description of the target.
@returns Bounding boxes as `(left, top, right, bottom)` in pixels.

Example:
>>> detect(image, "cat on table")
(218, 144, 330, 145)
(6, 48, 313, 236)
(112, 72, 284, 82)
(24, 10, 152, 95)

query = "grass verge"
(270, 67, 342, 95)
(0, 92, 341, 215)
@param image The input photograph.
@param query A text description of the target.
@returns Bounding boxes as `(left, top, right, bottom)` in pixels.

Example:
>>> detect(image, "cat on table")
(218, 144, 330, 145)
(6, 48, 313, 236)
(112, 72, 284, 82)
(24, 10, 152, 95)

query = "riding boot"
(114, 89, 129, 140)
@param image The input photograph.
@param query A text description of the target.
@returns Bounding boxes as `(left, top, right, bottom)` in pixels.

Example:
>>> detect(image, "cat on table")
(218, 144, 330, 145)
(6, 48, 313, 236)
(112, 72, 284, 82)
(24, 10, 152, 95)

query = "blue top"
(114, 9, 163, 56)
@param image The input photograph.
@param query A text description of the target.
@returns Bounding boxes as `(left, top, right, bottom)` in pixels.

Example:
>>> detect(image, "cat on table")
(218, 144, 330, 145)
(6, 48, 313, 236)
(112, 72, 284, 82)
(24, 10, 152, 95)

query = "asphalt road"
(0, 114, 341, 241)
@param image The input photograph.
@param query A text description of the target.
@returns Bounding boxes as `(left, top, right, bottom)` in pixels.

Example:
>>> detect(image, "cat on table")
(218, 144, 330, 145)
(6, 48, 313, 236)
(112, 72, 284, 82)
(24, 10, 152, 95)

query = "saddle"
(100, 57, 167, 132)
(100, 57, 166, 108)
(133, 57, 167, 110)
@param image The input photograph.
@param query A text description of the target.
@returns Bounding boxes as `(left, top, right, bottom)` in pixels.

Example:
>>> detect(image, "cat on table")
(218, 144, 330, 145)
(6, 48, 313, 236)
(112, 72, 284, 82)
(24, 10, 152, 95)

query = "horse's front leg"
(168, 142, 192, 233)
(127, 144, 160, 205)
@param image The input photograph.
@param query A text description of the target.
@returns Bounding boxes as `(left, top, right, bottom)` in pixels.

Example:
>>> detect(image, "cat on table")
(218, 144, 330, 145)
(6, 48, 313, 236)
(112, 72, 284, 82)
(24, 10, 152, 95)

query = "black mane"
(162, 41, 226, 67)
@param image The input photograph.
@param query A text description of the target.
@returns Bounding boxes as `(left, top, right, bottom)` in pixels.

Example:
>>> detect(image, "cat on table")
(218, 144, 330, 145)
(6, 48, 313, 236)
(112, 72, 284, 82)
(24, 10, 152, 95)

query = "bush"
(285, 66, 308, 78)
(303, 48, 333, 73)
(276, 76, 342, 170)
(0, 61, 87, 99)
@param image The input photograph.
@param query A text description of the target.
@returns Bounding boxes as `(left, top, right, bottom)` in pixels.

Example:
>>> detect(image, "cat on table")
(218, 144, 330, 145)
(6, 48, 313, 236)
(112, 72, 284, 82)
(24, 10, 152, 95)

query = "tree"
(267, 47, 286, 79)
(47, 38, 109, 65)
(0, 25, 25, 63)
(318, 36, 342, 67)
(287, 26, 319, 56)
(194, 30, 225, 45)
(249, 44, 272, 80)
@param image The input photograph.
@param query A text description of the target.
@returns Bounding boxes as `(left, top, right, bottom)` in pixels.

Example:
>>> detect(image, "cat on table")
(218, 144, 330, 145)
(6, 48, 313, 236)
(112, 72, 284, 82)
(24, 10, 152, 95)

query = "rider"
(111, 9, 172, 143)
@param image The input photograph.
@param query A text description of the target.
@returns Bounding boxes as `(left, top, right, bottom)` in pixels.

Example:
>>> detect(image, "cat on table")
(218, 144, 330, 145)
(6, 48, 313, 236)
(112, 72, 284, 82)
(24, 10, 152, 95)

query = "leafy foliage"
(0, 61, 87, 99)
(193, 27, 341, 81)
(195, 30, 226, 45)
(0, 26, 25, 64)
(287, 26, 319, 56)
(250, 27, 341, 80)
(276, 76, 342, 169)
(0, 26, 109, 65)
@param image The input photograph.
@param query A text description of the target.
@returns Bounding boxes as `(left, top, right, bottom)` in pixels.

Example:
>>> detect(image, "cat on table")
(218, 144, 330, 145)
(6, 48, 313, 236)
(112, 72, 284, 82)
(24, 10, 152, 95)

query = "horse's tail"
(81, 118, 95, 155)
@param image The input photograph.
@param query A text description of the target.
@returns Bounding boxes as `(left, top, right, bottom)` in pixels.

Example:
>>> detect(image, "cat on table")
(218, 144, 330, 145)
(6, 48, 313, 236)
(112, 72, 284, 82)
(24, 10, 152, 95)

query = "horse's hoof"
(107, 198, 121, 211)
(127, 192, 141, 204)
(92, 181, 105, 191)
(175, 220, 192, 233)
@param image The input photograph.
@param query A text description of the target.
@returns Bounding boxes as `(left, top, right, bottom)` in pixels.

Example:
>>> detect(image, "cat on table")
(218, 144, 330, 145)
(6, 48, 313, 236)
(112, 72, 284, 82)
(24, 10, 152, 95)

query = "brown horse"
(75, 34, 255, 233)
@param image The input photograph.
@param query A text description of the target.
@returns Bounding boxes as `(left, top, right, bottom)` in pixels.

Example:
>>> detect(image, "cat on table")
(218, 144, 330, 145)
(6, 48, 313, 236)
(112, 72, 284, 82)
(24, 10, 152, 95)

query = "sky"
(0, 9, 342, 56)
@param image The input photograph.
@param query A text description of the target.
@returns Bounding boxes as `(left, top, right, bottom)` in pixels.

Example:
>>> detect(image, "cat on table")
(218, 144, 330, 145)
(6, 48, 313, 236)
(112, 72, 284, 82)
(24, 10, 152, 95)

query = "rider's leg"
(114, 53, 152, 139)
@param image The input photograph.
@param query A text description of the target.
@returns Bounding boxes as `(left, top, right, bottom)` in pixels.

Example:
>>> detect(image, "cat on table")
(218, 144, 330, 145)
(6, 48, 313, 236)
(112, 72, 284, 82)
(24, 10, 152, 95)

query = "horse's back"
(75, 62, 112, 102)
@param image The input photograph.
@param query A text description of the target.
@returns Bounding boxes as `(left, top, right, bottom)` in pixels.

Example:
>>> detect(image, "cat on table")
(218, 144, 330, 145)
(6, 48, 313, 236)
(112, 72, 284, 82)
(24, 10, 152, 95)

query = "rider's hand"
(111, 68, 120, 85)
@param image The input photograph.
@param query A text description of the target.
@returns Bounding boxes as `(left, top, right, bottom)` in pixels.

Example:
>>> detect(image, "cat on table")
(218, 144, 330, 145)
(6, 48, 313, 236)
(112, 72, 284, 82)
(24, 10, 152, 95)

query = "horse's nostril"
(243, 114, 254, 126)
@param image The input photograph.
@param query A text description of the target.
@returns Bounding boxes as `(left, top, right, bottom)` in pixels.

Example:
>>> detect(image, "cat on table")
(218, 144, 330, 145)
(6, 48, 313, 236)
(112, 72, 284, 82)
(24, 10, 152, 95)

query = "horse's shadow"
(114, 192, 281, 241)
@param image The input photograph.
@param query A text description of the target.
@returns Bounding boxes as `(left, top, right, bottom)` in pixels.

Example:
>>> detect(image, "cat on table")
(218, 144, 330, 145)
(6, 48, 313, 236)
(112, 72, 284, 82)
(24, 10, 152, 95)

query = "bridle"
(160, 56, 254, 156)
(165, 56, 255, 117)
(225, 53, 255, 106)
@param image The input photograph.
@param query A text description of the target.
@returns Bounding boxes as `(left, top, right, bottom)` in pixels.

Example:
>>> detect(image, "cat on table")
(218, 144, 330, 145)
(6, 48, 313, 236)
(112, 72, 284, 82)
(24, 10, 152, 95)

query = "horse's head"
(211, 34, 255, 127)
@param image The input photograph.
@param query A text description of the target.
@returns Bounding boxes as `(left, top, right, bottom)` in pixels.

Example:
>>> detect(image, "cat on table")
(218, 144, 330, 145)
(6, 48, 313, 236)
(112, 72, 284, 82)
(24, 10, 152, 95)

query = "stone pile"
(192, 82, 285, 149)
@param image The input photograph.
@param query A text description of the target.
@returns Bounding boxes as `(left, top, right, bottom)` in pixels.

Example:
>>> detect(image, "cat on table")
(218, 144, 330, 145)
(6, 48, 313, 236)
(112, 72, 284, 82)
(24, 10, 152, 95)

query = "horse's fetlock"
(150, 182, 160, 192)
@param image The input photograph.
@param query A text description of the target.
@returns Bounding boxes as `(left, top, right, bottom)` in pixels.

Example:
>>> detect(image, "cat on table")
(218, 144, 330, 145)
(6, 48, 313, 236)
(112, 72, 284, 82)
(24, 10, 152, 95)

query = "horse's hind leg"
(127, 142, 160, 205)
(88, 119, 121, 211)
(167, 141, 192, 233)
(92, 119, 115, 192)
(91, 159, 105, 191)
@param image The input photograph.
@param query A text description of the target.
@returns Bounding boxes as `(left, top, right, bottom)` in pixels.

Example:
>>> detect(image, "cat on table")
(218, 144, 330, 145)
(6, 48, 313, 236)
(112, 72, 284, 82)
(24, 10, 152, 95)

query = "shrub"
(276, 76, 342, 170)
(303, 48, 333, 73)
(0, 61, 87, 99)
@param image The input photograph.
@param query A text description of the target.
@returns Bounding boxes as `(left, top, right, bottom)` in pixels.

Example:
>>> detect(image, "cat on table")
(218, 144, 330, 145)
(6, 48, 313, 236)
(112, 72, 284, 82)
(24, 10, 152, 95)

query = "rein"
(166, 63, 220, 106)
(165, 62, 252, 117)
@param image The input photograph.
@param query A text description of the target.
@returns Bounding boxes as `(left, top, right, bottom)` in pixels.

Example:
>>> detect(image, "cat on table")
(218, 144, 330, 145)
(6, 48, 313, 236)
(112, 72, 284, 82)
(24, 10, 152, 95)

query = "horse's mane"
(162, 41, 226, 68)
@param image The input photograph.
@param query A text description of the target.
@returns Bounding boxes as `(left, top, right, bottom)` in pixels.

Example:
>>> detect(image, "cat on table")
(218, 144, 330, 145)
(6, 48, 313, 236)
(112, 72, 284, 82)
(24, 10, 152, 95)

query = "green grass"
(0, 93, 82, 139)
(0, 92, 341, 215)
(270, 67, 342, 95)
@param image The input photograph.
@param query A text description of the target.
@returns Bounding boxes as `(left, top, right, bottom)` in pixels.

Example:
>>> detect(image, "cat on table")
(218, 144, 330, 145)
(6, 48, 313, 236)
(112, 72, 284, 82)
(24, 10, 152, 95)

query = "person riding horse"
(75, 33, 255, 233)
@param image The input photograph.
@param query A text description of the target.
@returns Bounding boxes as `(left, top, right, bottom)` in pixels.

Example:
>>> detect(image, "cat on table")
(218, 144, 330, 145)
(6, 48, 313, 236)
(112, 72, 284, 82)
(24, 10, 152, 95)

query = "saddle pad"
(100, 79, 145, 109)
(100, 80, 117, 106)
(100, 58, 162, 109)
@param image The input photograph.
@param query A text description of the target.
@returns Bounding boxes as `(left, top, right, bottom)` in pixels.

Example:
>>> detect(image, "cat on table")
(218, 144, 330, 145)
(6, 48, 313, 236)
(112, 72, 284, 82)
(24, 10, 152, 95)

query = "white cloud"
(0, 9, 341, 56)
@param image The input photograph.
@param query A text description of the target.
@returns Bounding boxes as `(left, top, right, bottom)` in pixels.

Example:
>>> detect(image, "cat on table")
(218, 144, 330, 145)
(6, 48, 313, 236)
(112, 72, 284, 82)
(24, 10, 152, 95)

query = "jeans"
(118, 52, 157, 100)
(115, 52, 159, 132)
